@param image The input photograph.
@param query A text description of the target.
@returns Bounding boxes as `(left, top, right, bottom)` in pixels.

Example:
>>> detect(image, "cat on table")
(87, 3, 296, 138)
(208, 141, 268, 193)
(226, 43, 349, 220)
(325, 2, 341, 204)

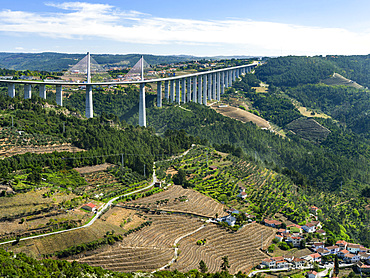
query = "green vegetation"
(156, 146, 369, 246)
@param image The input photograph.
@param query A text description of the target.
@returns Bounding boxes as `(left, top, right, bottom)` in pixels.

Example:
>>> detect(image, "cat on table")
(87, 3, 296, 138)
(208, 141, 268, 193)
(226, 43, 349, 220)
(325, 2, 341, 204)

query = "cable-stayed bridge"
(0, 53, 258, 127)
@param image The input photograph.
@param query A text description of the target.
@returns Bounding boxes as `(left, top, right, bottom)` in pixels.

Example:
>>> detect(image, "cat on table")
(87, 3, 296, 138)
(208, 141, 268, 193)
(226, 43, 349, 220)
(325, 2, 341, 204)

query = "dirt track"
(211, 104, 271, 129)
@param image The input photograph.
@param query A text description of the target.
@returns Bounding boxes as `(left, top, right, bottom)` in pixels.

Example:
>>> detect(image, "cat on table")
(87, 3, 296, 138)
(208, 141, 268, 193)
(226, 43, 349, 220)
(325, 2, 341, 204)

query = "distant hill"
(0, 52, 254, 72)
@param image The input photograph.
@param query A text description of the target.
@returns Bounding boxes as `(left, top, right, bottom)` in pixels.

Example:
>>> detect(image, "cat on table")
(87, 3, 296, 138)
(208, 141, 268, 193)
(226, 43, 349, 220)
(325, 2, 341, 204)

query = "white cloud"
(1, 2, 370, 55)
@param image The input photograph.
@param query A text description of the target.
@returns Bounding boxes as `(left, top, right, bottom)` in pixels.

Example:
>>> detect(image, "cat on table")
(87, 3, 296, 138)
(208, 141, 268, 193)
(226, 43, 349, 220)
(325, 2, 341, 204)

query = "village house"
(310, 206, 320, 215)
(347, 243, 362, 254)
(312, 242, 325, 251)
(292, 257, 305, 268)
(306, 270, 318, 278)
(275, 234, 284, 242)
(326, 245, 340, 255)
(302, 223, 317, 233)
(218, 214, 236, 226)
(344, 253, 361, 263)
(338, 249, 350, 258)
(357, 262, 370, 273)
(264, 219, 282, 228)
(317, 248, 331, 257)
(81, 202, 97, 213)
(261, 258, 276, 269)
(303, 253, 321, 263)
(316, 229, 326, 236)
(237, 191, 248, 199)
(287, 236, 304, 247)
(336, 240, 348, 250)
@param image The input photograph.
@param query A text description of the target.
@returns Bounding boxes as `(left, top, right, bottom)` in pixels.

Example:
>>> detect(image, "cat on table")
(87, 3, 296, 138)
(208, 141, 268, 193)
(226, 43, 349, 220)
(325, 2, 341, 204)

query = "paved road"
(0, 146, 195, 246)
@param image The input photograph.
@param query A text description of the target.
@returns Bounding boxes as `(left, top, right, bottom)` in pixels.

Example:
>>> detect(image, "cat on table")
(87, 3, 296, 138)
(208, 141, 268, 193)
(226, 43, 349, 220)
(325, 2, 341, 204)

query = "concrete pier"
(139, 83, 146, 127)
(212, 73, 216, 100)
(207, 74, 212, 100)
(192, 76, 197, 103)
(86, 85, 93, 118)
(225, 71, 229, 88)
(187, 77, 191, 102)
(181, 78, 186, 103)
(221, 71, 225, 95)
(24, 84, 31, 99)
(198, 75, 202, 104)
(217, 72, 221, 101)
(176, 79, 180, 104)
(228, 70, 232, 86)
(164, 80, 169, 100)
(203, 74, 207, 105)
(56, 85, 62, 106)
(157, 81, 162, 107)
(39, 84, 46, 99)
(8, 83, 15, 98)
(170, 80, 175, 102)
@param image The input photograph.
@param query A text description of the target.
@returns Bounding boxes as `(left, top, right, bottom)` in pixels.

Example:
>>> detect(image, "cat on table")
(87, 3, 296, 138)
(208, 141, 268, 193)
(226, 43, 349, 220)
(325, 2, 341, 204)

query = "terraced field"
(172, 222, 275, 273)
(125, 184, 227, 218)
(77, 212, 275, 274)
(77, 213, 203, 272)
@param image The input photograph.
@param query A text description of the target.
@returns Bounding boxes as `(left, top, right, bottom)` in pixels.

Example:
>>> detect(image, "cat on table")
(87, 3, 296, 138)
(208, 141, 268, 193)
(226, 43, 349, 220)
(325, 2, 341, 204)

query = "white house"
(261, 258, 276, 269)
(344, 253, 361, 263)
(347, 243, 362, 254)
(303, 223, 317, 233)
(336, 240, 348, 250)
(326, 245, 340, 255)
(287, 236, 304, 247)
(338, 249, 350, 258)
(312, 242, 325, 251)
(292, 257, 305, 268)
(306, 271, 318, 278)
(218, 214, 236, 226)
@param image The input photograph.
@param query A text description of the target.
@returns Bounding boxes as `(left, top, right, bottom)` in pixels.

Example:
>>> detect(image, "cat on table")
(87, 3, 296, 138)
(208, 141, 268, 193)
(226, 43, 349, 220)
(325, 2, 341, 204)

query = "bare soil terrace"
(211, 103, 271, 129)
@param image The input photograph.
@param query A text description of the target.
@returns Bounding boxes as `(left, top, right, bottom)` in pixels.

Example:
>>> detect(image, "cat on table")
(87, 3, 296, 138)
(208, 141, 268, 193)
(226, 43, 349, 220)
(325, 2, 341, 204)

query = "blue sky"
(1, 0, 370, 56)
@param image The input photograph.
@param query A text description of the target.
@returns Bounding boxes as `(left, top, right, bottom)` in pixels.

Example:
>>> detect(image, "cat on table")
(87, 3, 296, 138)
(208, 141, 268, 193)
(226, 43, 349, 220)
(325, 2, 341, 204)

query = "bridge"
(0, 53, 258, 127)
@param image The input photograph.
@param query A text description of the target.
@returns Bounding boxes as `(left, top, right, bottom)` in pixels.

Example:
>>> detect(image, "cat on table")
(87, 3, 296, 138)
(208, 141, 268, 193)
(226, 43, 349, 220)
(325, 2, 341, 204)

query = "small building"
(347, 243, 362, 254)
(81, 202, 97, 213)
(303, 253, 321, 263)
(261, 258, 276, 269)
(275, 234, 284, 242)
(287, 236, 304, 247)
(209, 165, 218, 171)
(292, 257, 305, 268)
(357, 262, 370, 273)
(344, 253, 361, 263)
(312, 242, 325, 251)
(302, 223, 317, 233)
(338, 249, 349, 258)
(218, 214, 236, 226)
(336, 240, 348, 250)
(237, 191, 248, 199)
(317, 248, 331, 257)
(310, 206, 320, 215)
(316, 229, 326, 236)
(306, 271, 318, 278)
(326, 245, 340, 255)
(154, 181, 162, 188)
(264, 219, 282, 228)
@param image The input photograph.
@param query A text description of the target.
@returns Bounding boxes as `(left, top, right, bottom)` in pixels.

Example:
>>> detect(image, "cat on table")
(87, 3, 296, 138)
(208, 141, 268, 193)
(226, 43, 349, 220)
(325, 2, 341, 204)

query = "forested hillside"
(0, 94, 203, 180)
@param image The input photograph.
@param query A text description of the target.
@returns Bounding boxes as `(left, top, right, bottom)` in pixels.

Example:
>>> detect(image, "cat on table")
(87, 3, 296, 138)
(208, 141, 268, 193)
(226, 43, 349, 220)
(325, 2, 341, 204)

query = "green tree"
(199, 260, 208, 273)
(221, 256, 230, 272)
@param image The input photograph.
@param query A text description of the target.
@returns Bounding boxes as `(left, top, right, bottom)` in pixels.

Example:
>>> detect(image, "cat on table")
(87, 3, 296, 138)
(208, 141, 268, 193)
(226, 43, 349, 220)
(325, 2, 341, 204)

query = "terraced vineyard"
(77, 211, 274, 274)
(77, 213, 203, 272)
(172, 222, 275, 273)
(125, 184, 227, 218)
